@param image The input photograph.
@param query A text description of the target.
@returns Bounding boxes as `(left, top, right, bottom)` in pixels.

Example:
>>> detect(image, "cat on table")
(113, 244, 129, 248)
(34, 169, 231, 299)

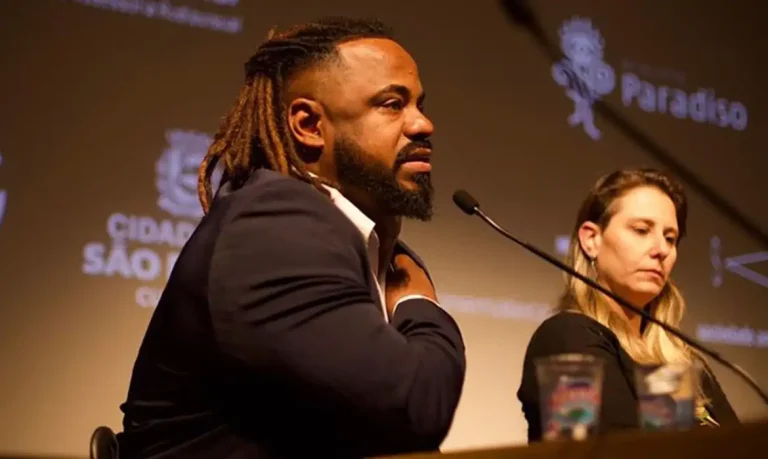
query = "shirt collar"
(322, 185, 377, 248)
(317, 180, 390, 321)
(299, 170, 377, 247)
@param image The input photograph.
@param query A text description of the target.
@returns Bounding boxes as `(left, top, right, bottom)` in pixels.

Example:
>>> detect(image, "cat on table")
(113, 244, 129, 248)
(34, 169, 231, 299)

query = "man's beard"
(334, 136, 434, 221)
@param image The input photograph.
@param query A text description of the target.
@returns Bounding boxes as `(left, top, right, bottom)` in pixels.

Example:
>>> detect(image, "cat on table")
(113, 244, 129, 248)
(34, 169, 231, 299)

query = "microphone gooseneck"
(452, 189, 768, 405)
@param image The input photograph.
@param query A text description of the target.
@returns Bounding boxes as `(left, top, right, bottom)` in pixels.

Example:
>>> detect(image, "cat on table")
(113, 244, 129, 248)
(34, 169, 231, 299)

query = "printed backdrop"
(0, 0, 766, 456)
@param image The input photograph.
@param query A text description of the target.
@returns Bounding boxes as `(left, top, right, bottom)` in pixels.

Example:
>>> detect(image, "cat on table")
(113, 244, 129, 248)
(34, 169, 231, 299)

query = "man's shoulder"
(210, 170, 348, 227)
(227, 169, 332, 208)
(206, 169, 365, 254)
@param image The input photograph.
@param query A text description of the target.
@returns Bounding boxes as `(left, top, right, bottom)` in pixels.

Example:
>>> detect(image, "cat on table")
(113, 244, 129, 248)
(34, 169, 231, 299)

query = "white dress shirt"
(323, 185, 439, 322)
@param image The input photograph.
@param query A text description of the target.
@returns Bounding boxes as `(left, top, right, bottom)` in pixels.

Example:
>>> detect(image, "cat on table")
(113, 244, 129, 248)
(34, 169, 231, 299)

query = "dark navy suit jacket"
(117, 169, 466, 458)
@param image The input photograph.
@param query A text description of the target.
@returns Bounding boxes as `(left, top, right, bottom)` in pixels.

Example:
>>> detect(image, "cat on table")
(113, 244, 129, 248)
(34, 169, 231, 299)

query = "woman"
(517, 168, 738, 442)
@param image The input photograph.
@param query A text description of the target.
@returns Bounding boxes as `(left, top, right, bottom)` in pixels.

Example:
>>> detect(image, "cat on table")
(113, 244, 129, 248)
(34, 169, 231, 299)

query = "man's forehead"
(334, 38, 421, 89)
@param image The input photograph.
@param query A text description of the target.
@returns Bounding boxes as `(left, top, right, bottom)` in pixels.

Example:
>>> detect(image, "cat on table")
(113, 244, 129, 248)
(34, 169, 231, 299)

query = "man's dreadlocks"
(197, 17, 394, 213)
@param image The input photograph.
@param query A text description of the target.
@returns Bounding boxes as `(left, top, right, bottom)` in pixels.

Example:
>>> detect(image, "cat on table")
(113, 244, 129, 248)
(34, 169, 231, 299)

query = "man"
(117, 17, 466, 459)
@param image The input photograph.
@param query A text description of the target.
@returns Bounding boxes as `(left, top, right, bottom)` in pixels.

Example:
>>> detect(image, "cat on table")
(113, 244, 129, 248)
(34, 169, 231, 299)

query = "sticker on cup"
(544, 375, 601, 440)
(638, 395, 676, 429)
(634, 363, 700, 431)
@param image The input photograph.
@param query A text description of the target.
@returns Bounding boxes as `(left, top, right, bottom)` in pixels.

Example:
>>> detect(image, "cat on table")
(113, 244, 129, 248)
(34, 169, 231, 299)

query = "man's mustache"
(394, 140, 433, 168)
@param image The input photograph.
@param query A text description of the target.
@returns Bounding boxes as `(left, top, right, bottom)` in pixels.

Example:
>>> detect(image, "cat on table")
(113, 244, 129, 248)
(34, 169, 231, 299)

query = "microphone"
(453, 189, 768, 405)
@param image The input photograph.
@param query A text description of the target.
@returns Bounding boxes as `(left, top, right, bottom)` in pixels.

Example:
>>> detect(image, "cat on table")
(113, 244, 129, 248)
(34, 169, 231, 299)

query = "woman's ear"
(577, 221, 602, 260)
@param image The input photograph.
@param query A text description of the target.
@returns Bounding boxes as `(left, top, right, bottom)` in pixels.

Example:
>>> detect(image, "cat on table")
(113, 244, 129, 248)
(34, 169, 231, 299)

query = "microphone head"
(453, 190, 480, 215)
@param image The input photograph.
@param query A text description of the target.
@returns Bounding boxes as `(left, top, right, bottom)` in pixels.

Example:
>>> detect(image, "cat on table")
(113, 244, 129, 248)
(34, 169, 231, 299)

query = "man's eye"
(382, 100, 404, 110)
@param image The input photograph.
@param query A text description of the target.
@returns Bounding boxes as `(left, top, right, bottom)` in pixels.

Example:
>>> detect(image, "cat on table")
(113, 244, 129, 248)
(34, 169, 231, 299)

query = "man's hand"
(385, 253, 437, 317)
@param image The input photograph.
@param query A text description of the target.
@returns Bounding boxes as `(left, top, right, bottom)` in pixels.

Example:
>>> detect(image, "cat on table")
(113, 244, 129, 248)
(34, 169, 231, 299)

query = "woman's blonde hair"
(557, 168, 708, 402)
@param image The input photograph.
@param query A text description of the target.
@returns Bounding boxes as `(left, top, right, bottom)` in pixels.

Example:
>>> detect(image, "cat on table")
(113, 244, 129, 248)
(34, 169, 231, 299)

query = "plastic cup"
(535, 353, 605, 441)
(634, 362, 701, 431)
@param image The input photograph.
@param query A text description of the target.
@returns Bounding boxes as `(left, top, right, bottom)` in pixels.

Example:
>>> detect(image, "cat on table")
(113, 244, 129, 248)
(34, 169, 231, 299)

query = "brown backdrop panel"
(0, 0, 765, 456)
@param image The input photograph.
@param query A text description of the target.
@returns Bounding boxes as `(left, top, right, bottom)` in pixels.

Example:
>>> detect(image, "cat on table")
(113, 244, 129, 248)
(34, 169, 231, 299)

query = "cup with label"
(535, 353, 605, 441)
(634, 361, 702, 431)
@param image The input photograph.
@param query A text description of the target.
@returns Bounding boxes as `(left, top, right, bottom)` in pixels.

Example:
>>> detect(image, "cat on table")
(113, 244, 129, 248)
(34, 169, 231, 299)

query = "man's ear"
(577, 221, 602, 260)
(286, 98, 326, 154)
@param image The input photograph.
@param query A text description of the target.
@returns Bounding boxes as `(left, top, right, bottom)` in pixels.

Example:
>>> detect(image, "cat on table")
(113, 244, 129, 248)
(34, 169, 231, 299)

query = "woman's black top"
(517, 312, 739, 442)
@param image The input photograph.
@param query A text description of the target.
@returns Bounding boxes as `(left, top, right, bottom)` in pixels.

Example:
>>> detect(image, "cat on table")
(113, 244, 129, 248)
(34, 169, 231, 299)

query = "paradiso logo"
(552, 17, 749, 141)
(82, 129, 216, 308)
(0, 152, 6, 227)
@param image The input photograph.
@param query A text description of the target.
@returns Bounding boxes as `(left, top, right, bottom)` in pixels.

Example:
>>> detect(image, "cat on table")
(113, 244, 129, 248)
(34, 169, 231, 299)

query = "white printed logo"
(82, 129, 214, 308)
(156, 129, 212, 220)
(552, 16, 748, 139)
(710, 236, 768, 289)
(700, 235, 768, 348)
(0, 152, 6, 227)
(552, 17, 615, 141)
